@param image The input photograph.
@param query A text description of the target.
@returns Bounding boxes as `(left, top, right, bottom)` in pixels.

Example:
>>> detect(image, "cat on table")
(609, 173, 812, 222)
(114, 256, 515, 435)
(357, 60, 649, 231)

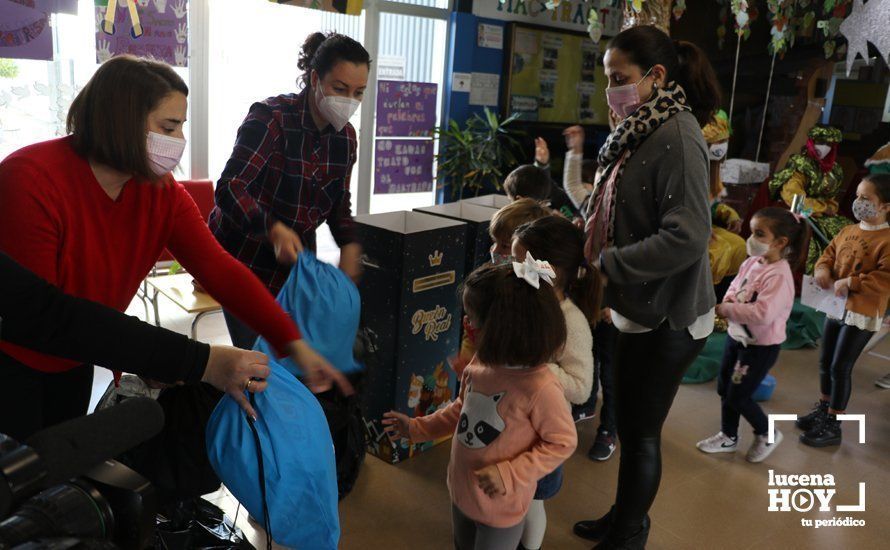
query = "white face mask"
(746, 235, 771, 257)
(814, 144, 832, 159)
(709, 143, 728, 162)
(146, 131, 186, 176)
(315, 83, 360, 132)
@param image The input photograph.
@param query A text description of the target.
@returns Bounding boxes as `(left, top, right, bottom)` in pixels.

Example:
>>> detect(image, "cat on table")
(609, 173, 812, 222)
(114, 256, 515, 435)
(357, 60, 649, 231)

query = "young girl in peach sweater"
(383, 261, 577, 550)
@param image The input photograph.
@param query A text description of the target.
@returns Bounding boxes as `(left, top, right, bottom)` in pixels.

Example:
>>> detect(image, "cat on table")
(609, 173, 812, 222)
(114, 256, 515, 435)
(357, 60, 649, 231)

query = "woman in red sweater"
(0, 55, 350, 441)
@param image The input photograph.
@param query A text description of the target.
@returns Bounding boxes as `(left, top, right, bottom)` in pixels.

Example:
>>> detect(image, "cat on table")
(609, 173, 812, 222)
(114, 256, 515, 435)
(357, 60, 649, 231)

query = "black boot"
(800, 414, 842, 447)
(796, 400, 828, 431)
(593, 515, 651, 550)
(574, 506, 615, 542)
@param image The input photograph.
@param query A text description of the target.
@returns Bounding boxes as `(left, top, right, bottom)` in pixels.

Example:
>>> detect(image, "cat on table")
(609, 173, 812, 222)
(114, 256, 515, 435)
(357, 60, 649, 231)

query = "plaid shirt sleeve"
(214, 103, 282, 237)
(326, 124, 358, 247)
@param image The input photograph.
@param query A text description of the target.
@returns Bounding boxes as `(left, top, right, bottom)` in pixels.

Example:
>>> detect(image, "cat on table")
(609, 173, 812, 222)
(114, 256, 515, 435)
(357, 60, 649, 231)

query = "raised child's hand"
(382, 411, 411, 442)
(474, 464, 506, 498)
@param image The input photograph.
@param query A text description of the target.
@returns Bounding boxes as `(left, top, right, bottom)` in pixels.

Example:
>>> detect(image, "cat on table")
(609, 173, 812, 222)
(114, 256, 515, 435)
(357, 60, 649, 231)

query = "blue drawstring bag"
(206, 253, 359, 549)
(206, 361, 340, 549)
(254, 251, 362, 376)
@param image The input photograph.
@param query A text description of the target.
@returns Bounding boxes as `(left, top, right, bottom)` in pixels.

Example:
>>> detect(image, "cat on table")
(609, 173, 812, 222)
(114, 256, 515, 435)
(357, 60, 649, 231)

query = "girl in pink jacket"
(697, 208, 810, 463)
(383, 261, 577, 550)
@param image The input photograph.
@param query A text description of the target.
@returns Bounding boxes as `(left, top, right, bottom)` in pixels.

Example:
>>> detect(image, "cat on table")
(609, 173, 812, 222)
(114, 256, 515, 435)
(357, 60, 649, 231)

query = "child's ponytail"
(514, 216, 603, 325)
(754, 207, 812, 272)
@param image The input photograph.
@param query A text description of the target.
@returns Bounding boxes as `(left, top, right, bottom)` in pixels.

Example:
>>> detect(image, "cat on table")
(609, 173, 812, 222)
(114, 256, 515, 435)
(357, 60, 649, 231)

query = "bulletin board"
(503, 23, 609, 126)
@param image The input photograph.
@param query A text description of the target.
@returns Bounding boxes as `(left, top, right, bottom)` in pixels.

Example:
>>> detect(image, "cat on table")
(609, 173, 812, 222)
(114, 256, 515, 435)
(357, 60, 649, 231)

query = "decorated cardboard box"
(355, 211, 467, 464)
(414, 200, 499, 274)
(463, 193, 511, 210)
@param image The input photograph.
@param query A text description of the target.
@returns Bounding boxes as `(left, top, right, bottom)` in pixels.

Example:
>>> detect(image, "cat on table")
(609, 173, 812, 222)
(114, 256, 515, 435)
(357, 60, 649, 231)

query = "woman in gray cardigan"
(571, 26, 721, 549)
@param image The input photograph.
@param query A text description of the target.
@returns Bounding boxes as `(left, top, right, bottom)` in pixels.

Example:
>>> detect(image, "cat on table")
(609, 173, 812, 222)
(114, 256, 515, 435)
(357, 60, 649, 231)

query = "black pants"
(594, 321, 618, 433)
(0, 350, 94, 441)
(717, 338, 781, 438)
(223, 309, 260, 350)
(819, 318, 874, 411)
(610, 325, 705, 537)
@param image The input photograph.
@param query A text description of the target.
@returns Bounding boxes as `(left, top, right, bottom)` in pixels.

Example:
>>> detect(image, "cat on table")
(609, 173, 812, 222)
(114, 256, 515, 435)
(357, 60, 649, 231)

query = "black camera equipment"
(0, 398, 164, 549)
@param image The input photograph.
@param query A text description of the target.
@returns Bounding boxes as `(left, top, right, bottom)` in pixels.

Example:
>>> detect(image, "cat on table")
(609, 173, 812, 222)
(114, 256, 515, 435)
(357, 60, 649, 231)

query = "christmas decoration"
(838, 0, 890, 76)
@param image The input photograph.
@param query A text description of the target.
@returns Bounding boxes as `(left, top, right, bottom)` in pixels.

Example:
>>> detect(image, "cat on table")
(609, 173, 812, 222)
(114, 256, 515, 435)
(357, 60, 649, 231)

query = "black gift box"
(355, 211, 467, 463)
(463, 193, 511, 210)
(414, 201, 500, 274)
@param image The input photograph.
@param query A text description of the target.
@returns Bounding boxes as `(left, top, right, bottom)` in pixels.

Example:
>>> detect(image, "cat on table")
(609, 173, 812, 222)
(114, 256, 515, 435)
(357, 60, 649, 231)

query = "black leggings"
(611, 325, 705, 536)
(819, 318, 874, 411)
(0, 350, 94, 441)
(717, 338, 781, 438)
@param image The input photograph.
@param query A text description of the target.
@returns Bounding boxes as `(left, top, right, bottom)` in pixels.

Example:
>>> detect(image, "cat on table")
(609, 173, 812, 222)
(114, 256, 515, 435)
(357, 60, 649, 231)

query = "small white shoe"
(746, 430, 783, 463)
(696, 432, 738, 454)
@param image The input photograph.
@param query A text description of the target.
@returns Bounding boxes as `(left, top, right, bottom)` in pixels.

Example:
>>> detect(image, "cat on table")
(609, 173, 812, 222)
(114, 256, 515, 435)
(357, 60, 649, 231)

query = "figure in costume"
(769, 126, 851, 273)
(703, 111, 747, 298)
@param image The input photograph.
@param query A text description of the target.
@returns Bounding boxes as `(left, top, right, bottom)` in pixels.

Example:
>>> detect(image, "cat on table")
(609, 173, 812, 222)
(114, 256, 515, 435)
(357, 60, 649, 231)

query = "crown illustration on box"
(429, 250, 443, 267)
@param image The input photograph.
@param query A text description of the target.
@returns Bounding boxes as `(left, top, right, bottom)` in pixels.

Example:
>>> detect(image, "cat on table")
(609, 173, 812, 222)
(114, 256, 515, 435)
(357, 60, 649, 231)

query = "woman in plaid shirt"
(210, 33, 369, 349)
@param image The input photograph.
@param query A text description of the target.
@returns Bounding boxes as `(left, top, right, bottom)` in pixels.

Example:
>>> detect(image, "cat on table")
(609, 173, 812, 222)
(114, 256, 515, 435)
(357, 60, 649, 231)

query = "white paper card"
(477, 23, 503, 49)
(802, 275, 847, 319)
(469, 72, 500, 107)
(452, 72, 472, 93)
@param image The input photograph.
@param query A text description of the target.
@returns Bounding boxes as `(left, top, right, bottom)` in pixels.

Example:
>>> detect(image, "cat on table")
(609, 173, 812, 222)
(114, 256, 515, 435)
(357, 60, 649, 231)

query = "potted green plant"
(433, 108, 523, 200)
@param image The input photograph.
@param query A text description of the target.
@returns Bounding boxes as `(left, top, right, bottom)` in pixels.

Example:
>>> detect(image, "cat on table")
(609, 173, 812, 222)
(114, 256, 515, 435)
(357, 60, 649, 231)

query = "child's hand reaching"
(834, 277, 852, 298)
(474, 465, 506, 498)
(534, 137, 550, 166)
(382, 411, 411, 442)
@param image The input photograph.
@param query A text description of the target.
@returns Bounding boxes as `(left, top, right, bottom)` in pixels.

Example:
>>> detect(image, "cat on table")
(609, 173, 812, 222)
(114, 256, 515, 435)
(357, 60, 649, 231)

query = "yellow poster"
(506, 24, 609, 126)
(271, 0, 362, 16)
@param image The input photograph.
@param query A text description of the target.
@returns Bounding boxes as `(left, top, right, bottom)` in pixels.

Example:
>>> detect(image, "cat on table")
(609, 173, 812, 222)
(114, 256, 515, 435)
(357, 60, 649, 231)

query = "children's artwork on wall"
(36, 0, 78, 14)
(94, 0, 188, 67)
(0, 0, 54, 61)
(272, 0, 362, 16)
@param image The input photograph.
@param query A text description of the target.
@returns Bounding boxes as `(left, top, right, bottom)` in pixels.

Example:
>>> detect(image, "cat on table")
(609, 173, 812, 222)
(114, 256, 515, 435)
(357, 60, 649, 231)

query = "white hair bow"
(513, 253, 556, 289)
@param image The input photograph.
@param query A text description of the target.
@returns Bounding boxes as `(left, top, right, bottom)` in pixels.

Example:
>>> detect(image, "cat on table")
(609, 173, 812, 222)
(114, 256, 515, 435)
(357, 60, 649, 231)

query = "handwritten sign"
(95, 1, 189, 67)
(374, 139, 434, 194)
(376, 80, 438, 137)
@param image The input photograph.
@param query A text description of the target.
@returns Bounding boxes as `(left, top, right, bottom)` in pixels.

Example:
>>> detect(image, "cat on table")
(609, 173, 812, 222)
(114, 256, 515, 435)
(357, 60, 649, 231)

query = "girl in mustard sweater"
(800, 174, 890, 447)
(383, 262, 577, 550)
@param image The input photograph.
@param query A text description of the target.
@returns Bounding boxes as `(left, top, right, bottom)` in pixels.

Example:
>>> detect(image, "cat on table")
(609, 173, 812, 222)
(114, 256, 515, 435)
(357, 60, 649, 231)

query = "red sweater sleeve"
(165, 183, 300, 353)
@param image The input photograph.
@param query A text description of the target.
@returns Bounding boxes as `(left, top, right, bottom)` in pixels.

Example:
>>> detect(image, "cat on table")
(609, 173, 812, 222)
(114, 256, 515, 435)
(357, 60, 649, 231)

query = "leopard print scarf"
(584, 82, 691, 262)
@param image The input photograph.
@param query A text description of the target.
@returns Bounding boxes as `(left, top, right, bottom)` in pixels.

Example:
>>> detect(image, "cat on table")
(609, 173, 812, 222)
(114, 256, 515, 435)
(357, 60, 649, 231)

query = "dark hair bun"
(298, 32, 328, 73)
(297, 32, 371, 88)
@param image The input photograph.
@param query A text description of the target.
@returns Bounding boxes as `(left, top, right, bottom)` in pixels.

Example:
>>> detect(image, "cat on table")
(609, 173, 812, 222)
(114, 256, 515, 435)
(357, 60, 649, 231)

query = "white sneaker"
(696, 432, 738, 453)
(746, 430, 783, 463)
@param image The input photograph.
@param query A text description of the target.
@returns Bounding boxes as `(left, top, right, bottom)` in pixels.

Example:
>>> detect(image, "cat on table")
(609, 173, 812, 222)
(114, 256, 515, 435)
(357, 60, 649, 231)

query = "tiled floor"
(98, 259, 889, 548)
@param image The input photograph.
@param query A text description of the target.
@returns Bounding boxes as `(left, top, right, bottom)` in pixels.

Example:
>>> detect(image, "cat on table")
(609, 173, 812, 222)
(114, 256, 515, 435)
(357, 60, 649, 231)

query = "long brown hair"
(607, 26, 722, 126)
(462, 263, 566, 367)
(67, 55, 188, 181)
(514, 216, 603, 325)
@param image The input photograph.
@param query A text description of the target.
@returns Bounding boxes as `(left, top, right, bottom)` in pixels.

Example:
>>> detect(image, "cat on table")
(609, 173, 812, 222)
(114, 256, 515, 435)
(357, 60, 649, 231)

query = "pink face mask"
(606, 67, 654, 120)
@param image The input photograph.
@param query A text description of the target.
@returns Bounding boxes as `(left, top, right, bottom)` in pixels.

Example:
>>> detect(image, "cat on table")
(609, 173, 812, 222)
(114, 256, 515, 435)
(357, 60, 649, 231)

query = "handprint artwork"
(94, 0, 188, 67)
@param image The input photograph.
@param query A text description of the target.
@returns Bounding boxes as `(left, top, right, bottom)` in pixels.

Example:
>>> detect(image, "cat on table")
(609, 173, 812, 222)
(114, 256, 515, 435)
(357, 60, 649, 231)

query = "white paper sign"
(452, 72, 472, 93)
(377, 56, 406, 81)
(478, 23, 503, 49)
(469, 72, 500, 107)
(802, 275, 847, 319)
